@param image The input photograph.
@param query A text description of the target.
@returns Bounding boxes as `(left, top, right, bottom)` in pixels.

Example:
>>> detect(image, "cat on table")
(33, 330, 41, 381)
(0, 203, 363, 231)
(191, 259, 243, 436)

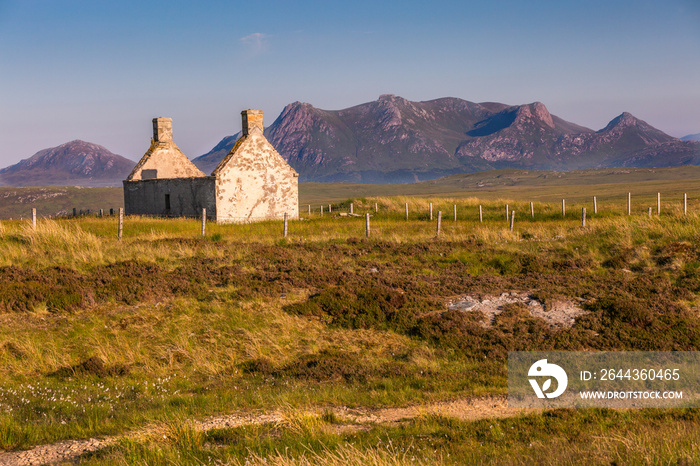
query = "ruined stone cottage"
(123, 110, 299, 223)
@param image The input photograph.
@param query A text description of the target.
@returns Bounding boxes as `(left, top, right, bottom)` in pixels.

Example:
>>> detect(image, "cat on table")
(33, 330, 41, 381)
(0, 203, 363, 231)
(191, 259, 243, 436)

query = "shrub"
(284, 285, 409, 331)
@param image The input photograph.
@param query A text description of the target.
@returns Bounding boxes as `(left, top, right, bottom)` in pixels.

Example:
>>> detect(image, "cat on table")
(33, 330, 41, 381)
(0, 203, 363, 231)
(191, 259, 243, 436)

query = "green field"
(3, 166, 700, 219)
(300, 165, 700, 205)
(0, 186, 124, 220)
(0, 186, 700, 464)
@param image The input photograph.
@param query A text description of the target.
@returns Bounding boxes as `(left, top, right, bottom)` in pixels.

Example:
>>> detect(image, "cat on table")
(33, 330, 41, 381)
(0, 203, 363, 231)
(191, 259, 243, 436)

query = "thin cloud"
(239, 32, 268, 55)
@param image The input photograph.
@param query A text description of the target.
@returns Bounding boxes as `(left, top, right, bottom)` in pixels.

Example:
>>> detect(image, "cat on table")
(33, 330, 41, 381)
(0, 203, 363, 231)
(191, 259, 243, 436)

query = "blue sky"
(1, 0, 699, 165)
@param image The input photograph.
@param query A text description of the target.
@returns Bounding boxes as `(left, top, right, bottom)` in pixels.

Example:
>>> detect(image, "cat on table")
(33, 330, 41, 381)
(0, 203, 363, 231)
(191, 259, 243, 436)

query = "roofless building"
(123, 110, 299, 223)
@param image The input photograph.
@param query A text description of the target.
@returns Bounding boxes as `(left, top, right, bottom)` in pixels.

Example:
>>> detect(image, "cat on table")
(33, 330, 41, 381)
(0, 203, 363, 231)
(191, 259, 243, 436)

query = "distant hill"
(0, 140, 134, 187)
(193, 95, 700, 183)
(682, 133, 700, 141)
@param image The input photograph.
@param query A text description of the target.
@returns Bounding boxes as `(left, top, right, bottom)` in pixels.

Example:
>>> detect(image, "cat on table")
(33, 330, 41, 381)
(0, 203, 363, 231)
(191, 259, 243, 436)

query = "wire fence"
(13, 192, 698, 239)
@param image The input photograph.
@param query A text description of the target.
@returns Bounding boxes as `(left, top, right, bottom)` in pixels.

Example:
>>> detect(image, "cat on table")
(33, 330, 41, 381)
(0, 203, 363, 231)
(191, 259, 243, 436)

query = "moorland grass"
(85, 409, 700, 465)
(0, 197, 698, 463)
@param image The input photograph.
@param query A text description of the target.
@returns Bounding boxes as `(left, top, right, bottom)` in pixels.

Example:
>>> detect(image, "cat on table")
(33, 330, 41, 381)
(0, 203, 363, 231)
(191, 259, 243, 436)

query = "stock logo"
(528, 359, 568, 399)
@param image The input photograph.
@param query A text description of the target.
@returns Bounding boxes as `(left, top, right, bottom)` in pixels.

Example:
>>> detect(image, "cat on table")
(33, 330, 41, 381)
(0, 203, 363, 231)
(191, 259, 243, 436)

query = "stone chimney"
(152, 117, 173, 143)
(241, 109, 263, 136)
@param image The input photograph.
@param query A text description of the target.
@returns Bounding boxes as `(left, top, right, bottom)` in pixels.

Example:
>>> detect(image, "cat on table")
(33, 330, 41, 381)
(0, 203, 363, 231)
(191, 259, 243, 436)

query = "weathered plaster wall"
(126, 118, 205, 181)
(214, 132, 299, 223)
(123, 177, 216, 218)
(126, 141, 205, 181)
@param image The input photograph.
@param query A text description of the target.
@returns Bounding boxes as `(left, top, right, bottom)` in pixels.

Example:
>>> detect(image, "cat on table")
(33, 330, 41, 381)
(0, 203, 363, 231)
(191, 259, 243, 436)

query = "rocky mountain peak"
(378, 94, 402, 102)
(377, 94, 412, 109)
(274, 101, 320, 134)
(530, 102, 555, 128)
(377, 101, 403, 129)
(515, 102, 555, 129)
(279, 101, 314, 118)
(603, 112, 639, 131)
(597, 112, 676, 147)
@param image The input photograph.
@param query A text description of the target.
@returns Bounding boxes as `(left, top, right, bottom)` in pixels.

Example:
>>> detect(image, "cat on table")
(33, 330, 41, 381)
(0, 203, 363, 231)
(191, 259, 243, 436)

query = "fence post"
(365, 213, 370, 238)
(99, 208, 103, 218)
(350, 203, 354, 215)
(479, 205, 483, 223)
(593, 196, 597, 214)
(405, 203, 409, 220)
(648, 207, 652, 218)
(321, 205, 324, 216)
(562, 199, 566, 217)
(118, 208, 123, 240)
(684, 193, 688, 215)
(329, 204, 332, 213)
(429, 202, 433, 221)
(436, 211, 442, 236)
(453, 204, 457, 221)
(628, 193, 631, 216)
(73, 207, 77, 217)
(110, 208, 114, 216)
(510, 210, 515, 232)
(657, 192, 661, 215)
(375, 202, 378, 213)
(506, 204, 509, 221)
(201, 208, 206, 236)
(284, 212, 288, 237)
(530, 201, 534, 219)
(308, 204, 311, 216)
(32, 208, 36, 230)
(582, 207, 586, 227)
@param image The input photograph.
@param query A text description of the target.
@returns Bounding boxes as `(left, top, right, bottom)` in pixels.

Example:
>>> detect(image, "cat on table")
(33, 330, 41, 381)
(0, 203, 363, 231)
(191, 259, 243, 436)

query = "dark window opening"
(142, 169, 157, 180)
(165, 194, 171, 211)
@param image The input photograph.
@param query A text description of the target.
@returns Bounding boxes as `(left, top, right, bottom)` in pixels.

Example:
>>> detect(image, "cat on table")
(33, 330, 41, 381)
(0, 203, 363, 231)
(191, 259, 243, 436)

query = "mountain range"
(2, 95, 699, 186)
(0, 140, 133, 187)
(193, 95, 700, 183)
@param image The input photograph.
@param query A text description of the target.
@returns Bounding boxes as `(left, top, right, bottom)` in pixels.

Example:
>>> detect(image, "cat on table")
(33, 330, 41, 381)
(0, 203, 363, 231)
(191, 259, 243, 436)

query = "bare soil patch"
(447, 292, 588, 328)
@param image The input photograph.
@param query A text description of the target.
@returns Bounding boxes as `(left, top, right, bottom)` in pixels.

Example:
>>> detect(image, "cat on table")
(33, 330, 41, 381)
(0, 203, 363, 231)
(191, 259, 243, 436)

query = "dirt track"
(0, 395, 526, 465)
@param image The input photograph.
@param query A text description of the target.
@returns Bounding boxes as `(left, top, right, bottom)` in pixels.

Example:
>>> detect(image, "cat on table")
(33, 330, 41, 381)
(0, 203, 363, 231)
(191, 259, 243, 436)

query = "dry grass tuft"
(233, 441, 441, 466)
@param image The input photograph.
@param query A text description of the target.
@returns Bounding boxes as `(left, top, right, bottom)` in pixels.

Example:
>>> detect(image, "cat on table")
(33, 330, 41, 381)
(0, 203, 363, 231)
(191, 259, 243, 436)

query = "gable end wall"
(214, 135, 298, 223)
